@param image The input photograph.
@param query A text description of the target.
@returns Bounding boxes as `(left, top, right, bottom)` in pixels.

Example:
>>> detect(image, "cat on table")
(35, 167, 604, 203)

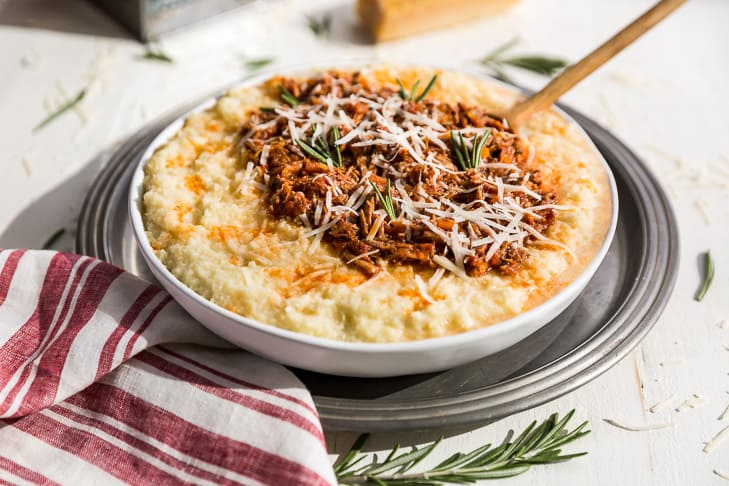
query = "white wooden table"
(1, 0, 728, 483)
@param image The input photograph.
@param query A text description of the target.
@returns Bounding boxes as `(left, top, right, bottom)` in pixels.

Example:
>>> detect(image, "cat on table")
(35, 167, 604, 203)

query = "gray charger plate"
(77, 99, 678, 432)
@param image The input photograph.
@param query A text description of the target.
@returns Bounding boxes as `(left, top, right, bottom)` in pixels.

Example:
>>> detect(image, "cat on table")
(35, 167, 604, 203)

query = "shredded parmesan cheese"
(649, 395, 675, 413)
(719, 403, 729, 421)
(603, 419, 672, 432)
(676, 393, 705, 412)
(246, 79, 563, 278)
(695, 199, 711, 225)
(21, 157, 32, 176)
(715, 469, 729, 481)
(705, 425, 729, 453)
(414, 275, 436, 304)
(346, 249, 380, 264)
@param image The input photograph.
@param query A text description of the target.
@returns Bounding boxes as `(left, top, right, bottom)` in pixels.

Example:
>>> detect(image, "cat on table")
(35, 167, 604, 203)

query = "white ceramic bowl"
(129, 66, 619, 377)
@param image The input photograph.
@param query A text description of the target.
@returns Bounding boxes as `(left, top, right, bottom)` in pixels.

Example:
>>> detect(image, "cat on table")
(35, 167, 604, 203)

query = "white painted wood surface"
(1, 0, 728, 483)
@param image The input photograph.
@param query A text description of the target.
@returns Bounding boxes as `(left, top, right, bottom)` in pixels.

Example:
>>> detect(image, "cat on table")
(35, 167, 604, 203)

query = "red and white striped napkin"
(0, 250, 335, 485)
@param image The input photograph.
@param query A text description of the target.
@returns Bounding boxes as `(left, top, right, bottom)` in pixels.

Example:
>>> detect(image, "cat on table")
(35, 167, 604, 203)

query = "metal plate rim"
(76, 90, 679, 432)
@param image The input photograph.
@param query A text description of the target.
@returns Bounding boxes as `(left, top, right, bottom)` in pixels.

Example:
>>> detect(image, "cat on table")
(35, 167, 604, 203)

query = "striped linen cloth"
(0, 250, 336, 485)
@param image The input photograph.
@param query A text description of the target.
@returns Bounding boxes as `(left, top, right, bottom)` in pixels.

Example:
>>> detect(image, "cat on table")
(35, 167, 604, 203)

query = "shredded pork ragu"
(240, 70, 561, 278)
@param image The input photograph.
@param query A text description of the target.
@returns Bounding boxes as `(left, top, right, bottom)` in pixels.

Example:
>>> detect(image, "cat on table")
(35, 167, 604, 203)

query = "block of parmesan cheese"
(357, 0, 520, 42)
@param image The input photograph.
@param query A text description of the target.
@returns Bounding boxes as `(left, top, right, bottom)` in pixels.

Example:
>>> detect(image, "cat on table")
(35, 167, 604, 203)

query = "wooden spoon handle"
(506, 0, 686, 128)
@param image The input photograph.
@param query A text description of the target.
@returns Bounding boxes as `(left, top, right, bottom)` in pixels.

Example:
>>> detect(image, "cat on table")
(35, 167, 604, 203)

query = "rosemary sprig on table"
(369, 179, 396, 220)
(307, 13, 332, 38)
(41, 228, 66, 250)
(335, 410, 589, 485)
(279, 85, 300, 106)
(33, 89, 86, 132)
(138, 43, 174, 63)
(480, 37, 568, 81)
(244, 57, 275, 71)
(396, 74, 438, 102)
(450, 129, 491, 170)
(295, 129, 342, 168)
(695, 250, 714, 301)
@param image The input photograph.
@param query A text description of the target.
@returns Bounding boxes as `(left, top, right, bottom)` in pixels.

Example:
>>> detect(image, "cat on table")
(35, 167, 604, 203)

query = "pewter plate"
(77, 102, 678, 432)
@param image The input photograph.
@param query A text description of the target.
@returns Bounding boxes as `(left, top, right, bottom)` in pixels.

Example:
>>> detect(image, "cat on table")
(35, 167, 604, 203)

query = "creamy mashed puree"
(141, 66, 612, 342)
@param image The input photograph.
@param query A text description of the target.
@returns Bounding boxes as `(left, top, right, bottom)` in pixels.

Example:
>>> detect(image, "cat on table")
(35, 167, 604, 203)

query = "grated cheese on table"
(649, 395, 676, 414)
(704, 425, 729, 453)
(603, 418, 672, 432)
(676, 393, 705, 412)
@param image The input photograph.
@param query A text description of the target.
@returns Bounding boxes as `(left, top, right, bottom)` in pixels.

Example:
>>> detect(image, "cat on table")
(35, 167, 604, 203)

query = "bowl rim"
(128, 61, 619, 353)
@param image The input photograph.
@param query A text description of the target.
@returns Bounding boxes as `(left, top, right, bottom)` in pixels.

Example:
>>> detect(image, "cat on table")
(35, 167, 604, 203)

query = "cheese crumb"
(715, 469, 729, 481)
(603, 418, 672, 432)
(695, 199, 711, 225)
(676, 393, 705, 412)
(21, 157, 32, 176)
(719, 403, 729, 421)
(649, 395, 675, 413)
(704, 425, 729, 453)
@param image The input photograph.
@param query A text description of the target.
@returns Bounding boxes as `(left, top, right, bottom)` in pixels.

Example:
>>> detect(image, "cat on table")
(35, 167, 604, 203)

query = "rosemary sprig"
(244, 57, 274, 71)
(695, 250, 714, 301)
(33, 89, 86, 132)
(396, 75, 438, 102)
(307, 14, 332, 38)
(369, 179, 396, 220)
(296, 138, 329, 165)
(295, 130, 342, 168)
(138, 44, 174, 63)
(450, 129, 491, 170)
(335, 410, 589, 485)
(279, 85, 300, 106)
(41, 228, 66, 250)
(415, 75, 438, 102)
(480, 37, 568, 79)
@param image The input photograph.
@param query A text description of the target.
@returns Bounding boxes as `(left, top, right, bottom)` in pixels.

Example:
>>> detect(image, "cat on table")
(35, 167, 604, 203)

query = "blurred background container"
(92, 0, 256, 40)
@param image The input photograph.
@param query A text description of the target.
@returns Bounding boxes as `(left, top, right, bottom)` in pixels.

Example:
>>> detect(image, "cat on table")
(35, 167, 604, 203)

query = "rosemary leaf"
(335, 433, 370, 473)
(695, 250, 714, 301)
(370, 180, 396, 220)
(500, 55, 569, 76)
(450, 131, 468, 171)
(480, 38, 567, 78)
(396, 75, 439, 102)
(333, 410, 589, 485)
(408, 79, 421, 103)
(396, 78, 408, 100)
(244, 57, 275, 71)
(41, 228, 66, 250)
(33, 89, 86, 132)
(451, 129, 490, 170)
(414, 74, 438, 102)
(279, 85, 300, 106)
(138, 44, 174, 63)
(332, 125, 343, 167)
(307, 14, 332, 38)
(295, 138, 329, 165)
